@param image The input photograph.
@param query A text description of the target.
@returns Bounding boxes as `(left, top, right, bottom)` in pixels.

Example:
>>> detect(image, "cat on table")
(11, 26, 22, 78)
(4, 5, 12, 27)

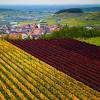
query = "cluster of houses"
(1, 19, 99, 39)
(0, 20, 61, 39)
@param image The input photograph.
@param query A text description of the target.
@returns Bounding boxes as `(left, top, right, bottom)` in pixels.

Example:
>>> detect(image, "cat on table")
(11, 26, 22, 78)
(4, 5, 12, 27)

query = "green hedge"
(41, 25, 100, 40)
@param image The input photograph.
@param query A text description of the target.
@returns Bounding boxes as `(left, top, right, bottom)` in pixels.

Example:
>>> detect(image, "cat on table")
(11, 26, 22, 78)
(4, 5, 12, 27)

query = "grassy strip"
(77, 37, 100, 46)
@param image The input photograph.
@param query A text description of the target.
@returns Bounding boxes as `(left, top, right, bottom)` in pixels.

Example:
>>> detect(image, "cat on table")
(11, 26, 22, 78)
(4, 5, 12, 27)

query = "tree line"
(41, 25, 100, 40)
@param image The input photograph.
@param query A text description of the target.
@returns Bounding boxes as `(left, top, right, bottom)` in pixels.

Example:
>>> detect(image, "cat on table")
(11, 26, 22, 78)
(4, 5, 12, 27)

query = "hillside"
(46, 11, 100, 26)
(0, 8, 16, 12)
(55, 7, 100, 14)
(8, 39, 100, 90)
(55, 8, 83, 14)
(0, 39, 100, 99)
(83, 7, 100, 12)
(45, 7, 100, 26)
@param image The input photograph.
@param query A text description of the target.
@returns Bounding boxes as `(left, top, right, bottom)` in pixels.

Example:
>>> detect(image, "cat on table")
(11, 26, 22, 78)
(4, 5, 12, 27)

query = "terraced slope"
(8, 40, 100, 93)
(0, 40, 100, 99)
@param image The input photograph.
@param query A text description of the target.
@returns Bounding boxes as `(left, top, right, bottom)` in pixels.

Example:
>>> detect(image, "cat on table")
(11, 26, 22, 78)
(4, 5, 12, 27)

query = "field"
(8, 39, 100, 91)
(19, 20, 36, 25)
(48, 39, 100, 61)
(78, 37, 100, 46)
(0, 39, 100, 99)
(46, 12, 100, 26)
(18, 12, 100, 26)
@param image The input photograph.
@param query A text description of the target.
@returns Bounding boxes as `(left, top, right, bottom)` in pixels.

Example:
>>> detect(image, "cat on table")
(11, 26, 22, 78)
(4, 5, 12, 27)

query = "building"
(9, 22, 20, 28)
(22, 33, 28, 39)
(37, 20, 48, 29)
(0, 20, 10, 28)
(85, 25, 94, 30)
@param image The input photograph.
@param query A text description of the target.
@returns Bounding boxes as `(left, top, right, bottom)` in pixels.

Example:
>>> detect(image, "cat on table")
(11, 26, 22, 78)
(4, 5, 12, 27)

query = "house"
(31, 35, 41, 40)
(0, 34, 2, 38)
(56, 19, 61, 24)
(85, 26, 100, 30)
(37, 20, 48, 29)
(9, 33, 17, 39)
(9, 22, 20, 28)
(49, 25, 60, 31)
(0, 20, 9, 27)
(5, 29, 10, 34)
(28, 28, 44, 40)
(22, 34, 28, 39)
(85, 25, 94, 30)
(33, 28, 44, 35)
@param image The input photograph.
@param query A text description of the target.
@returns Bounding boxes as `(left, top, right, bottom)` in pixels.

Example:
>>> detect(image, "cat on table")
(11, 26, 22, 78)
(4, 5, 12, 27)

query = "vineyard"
(0, 39, 100, 99)
(8, 39, 100, 91)
(49, 39, 100, 61)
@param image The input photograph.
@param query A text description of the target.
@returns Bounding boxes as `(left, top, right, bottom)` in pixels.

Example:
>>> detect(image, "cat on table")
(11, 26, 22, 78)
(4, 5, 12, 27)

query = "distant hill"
(46, 10, 100, 26)
(55, 7, 100, 14)
(0, 8, 16, 12)
(55, 8, 83, 14)
(83, 7, 100, 12)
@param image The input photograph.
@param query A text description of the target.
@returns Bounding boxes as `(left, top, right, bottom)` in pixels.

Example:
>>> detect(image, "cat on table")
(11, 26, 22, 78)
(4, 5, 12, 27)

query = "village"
(0, 20, 61, 39)
(0, 19, 99, 40)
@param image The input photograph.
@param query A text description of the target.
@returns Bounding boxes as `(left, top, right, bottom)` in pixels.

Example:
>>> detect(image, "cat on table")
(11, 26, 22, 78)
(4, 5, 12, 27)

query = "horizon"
(0, 4, 100, 6)
(0, 4, 100, 10)
(0, 0, 100, 5)
(0, 4, 100, 5)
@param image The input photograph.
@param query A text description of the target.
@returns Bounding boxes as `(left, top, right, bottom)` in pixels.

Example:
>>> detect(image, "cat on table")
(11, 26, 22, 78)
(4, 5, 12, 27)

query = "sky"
(0, 0, 100, 5)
